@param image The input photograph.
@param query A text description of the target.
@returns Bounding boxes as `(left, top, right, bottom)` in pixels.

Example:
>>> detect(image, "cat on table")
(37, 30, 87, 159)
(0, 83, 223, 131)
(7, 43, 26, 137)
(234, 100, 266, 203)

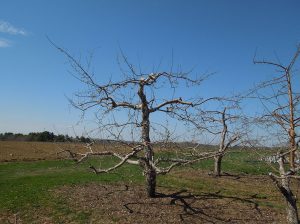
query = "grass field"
(0, 141, 298, 223)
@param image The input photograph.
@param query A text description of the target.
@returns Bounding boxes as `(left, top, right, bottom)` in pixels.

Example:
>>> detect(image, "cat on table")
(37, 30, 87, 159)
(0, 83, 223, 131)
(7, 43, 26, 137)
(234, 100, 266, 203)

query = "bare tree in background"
(193, 104, 243, 177)
(52, 41, 220, 198)
(212, 108, 241, 177)
(253, 44, 300, 224)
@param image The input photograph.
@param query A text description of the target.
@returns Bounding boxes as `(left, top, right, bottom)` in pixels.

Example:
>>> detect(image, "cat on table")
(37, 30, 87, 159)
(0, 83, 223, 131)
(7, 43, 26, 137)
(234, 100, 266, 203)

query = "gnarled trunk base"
(214, 155, 223, 177)
(272, 157, 299, 224)
(286, 197, 298, 224)
(281, 178, 299, 224)
(146, 168, 156, 198)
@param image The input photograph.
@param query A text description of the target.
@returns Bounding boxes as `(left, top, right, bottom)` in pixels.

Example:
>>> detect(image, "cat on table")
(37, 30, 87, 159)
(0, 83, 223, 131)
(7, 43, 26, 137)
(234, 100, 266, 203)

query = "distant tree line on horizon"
(0, 131, 91, 143)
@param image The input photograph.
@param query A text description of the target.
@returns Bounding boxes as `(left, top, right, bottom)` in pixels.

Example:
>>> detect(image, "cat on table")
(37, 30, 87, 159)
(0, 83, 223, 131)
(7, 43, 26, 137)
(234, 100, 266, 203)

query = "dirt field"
(0, 141, 127, 162)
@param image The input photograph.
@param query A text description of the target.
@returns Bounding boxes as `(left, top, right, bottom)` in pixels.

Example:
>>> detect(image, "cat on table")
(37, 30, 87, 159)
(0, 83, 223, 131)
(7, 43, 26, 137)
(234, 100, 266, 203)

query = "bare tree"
(253, 45, 300, 169)
(253, 44, 300, 223)
(52, 41, 220, 197)
(213, 108, 241, 177)
(192, 104, 243, 177)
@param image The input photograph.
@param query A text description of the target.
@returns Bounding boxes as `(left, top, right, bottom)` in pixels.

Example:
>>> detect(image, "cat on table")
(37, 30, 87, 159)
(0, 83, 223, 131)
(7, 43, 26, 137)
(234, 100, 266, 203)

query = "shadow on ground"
(50, 182, 283, 224)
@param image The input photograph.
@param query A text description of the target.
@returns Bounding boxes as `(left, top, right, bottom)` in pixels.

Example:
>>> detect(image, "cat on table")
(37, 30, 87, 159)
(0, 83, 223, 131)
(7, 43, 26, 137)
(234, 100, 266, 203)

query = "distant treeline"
(0, 131, 91, 143)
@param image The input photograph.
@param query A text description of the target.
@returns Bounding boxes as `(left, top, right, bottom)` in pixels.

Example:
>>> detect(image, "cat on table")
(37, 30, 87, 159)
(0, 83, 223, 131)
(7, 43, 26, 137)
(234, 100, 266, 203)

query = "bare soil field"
(0, 141, 173, 162)
(0, 141, 77, 161)
(0, 141, 123, 162)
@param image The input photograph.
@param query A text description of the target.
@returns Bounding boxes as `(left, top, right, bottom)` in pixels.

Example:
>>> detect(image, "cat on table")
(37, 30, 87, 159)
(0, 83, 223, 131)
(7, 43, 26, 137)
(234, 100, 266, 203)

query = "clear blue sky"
(0, 0, 299, 135)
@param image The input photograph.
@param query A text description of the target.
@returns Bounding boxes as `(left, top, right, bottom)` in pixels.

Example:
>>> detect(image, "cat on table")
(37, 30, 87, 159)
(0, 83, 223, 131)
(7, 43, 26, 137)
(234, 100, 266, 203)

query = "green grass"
(156, 150, 276, 175)
(0, 157, 143, 222)
(145, 149, 273, 176)
(0, 149, 278, 222)
(218, 150, 275, 175)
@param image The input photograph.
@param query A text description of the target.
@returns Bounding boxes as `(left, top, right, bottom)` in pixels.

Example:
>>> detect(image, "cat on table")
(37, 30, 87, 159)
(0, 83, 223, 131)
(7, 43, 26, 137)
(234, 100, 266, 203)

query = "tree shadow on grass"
(220, 172, 242, 179)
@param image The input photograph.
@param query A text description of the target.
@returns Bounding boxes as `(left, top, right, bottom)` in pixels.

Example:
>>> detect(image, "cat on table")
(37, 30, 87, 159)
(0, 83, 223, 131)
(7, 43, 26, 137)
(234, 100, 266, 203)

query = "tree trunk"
(138, 83, 156, 198)
(214, 155, 223, 177)
(278, 157, 299, 224)
(287, 70, 296, 170)
(289, 131, 296, 170)
(281, 177, 299, 224)
(215, 108, 227, 177)
(146, 167, 156, 197)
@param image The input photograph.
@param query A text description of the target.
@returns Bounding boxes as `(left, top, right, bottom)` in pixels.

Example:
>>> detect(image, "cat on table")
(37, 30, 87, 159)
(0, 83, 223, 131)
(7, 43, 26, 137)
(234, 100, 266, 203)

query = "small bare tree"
(213, 108, 240, 177)
(193, 105, 243, 177)
(52, 41, 220, 197)
(253, 44, 300, 223)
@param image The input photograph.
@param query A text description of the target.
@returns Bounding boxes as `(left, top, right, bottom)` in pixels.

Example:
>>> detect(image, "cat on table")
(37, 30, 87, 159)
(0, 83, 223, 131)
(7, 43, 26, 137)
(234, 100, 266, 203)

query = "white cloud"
(0, 39, 11, 48)
(0, 20, 27, 36)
